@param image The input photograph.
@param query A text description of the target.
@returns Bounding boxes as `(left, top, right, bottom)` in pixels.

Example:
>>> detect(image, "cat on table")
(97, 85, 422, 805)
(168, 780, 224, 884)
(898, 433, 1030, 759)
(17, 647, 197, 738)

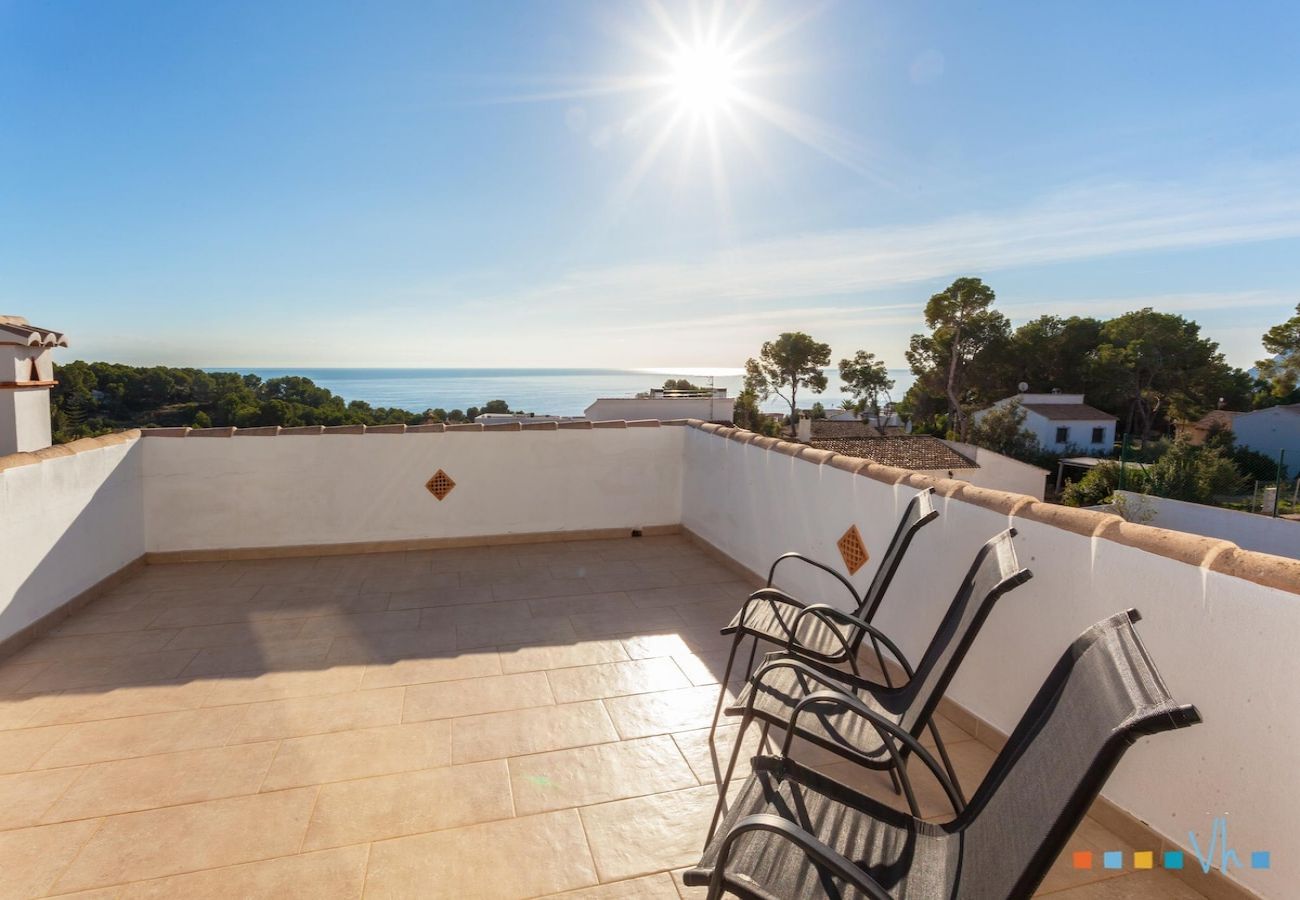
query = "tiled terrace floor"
(0, 536, 1210, 899)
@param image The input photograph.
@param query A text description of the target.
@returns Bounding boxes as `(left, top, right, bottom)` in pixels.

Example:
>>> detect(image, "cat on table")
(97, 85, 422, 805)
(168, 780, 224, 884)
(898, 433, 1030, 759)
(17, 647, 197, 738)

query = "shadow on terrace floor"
(0, 535, 1209, 899)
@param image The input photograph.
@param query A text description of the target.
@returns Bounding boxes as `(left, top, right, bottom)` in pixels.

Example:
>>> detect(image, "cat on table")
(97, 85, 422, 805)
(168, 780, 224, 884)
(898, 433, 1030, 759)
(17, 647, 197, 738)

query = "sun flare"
(667, 43, 739, 117)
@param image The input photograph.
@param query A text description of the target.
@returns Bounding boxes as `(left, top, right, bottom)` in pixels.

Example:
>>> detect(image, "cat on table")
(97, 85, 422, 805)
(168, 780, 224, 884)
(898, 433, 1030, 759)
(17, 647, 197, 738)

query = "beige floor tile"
(297, 610, 421, 639)
(0, 660, 48, 695)
(491, 577, 594, 602)
(360, 651, 502, 689)
(20, 680, 215, 729)
(180, 637, 335, 677)
(0, 692, 55, 730)
(418, 599, 533, 627)
(579, 785, 719, 883)
(919, 712, 974, 750)
(0, 819, 103, 900)
(509, 735, 698, 815)
(403, 671, 554, 721)
(18, 650, 200, 693)
(456, 615, 578, 650)
(0, 723, 75, 774)
(263, 592, 392, 618)
(118, 844, 369, 900)
(670, 723, 767, 785)
(359, 571, 460, 594)
(0, 767, 85, 830)
(619, 634, 694, 660)
(53, 787, 318, 893)
(1042, 869, 1210, 898)
(144, 600, 286, 629)
(128, 584, 262, 609)
(50, 608, 164, 637)
(450, 700, 619, 764)
(33, 706, 247, 769)
(583, 570, 685, 592)
(163, 619, 307, 650)
(302, 759, 513, 850)
(526, 592, 632, 618)
(200, 666, 366, 706)
(364, 808, 598, 900)
(43, 742, 279, 822)
(547, 658, 692, 703)
(261, 720, 452, 790)
(324, 628, 459, 665)
(625, 584, 736, 609)
(12, 629, 184, 663)
(498, 639, 630, 674)
(1035, 815, 1140, 894)
(542, 872, 681, 899)
(671, 599, 747, 628)
(668, 652, 746, 688)
(386, 584, 495, 609)
(569, 607, 686, 640)
(229, 686, 406, 743)
(602, 686, 734, 739)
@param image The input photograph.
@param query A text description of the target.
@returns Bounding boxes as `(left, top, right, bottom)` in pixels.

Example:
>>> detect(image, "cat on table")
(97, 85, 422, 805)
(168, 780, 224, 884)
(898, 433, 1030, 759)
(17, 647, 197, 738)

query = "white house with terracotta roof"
(977, 392, 1116, 454)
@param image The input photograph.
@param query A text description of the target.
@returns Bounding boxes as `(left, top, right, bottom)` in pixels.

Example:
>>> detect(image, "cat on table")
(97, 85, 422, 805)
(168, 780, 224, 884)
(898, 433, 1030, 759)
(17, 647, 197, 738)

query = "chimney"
(796, 416, 812, 442)
(0, 316, 68, 455)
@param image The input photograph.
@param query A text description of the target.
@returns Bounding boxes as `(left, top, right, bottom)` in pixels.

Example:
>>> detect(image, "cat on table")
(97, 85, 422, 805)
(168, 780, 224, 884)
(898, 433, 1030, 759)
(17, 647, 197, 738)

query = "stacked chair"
(695, 491, 1202, 900)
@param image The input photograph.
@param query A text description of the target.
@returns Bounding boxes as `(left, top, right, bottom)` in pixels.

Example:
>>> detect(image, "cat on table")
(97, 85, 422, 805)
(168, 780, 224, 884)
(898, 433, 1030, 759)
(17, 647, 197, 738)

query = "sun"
(667, 43, 739, 117)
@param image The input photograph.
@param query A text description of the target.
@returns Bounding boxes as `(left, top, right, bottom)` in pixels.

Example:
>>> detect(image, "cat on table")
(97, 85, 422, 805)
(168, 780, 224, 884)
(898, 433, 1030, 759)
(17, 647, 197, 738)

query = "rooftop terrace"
(3, 420, 1296, 898)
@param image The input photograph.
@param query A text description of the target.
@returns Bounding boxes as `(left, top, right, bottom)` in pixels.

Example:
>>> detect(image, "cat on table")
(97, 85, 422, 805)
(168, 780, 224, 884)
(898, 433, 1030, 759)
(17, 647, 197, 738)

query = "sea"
(226, 368, 917, 416)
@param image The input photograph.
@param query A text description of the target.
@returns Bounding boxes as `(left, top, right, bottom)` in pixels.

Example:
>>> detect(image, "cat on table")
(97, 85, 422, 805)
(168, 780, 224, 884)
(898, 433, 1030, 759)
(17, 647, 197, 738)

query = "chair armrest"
(710, 813, 893, 900)
(783, 689, 964, 818)
(791, 604, 916, 678)
(734, 588, 807, 640)
(766, 553, 863, 609)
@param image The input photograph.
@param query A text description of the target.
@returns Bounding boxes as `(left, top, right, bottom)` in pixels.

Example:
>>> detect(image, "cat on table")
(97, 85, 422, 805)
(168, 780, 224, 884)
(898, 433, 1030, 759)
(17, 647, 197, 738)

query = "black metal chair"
(708, 529, 1031, 839)
(710, 488, 939, 740)
(686, 609, 1201, 899)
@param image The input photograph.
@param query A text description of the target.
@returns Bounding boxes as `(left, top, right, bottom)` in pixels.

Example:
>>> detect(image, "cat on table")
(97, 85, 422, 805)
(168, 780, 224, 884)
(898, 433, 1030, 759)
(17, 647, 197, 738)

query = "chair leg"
(706, 711, 754, 844)
(743, 634, 759, 679)
(708, 634, 743, 742)
(928, 720, 967, 808)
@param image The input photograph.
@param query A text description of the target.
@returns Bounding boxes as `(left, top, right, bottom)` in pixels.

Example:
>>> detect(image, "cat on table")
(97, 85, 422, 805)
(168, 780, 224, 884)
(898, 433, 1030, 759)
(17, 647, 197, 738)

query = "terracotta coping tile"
(233, 426, 281, 437)
(482, 422, 523, 431)
(521, 422, 559, 430)
(730, 431, 760, 445)
(0, 450, 40, 471)
(862, 463, 910, 485)
(795, 447, 836, 465)
(322, 425, 366, 435)
(749, 436, 780, 450)
(445, 424, 483, 432)
(826, 453, 869, 474)
(367, 424, 407, 434)
(661, 419, 688, 426)
(948, 482, 1035, 516)
(141, 427, 191, 437)
(697, 422, 723, 434)
(772, 439, 803, 457)
(557, 421, 593, 430)
(280, 426, 326, 435)
(32, 444, 77, 459)
(626, 419, 661, 428)
(592, 421, 627, 429)
(188, 427, 236, 437)
(407, 424, 445, 433)
(1209, 546, 1300, 593)
(1096, 519, 1236, 568)
(1017, 502, 1122, 537)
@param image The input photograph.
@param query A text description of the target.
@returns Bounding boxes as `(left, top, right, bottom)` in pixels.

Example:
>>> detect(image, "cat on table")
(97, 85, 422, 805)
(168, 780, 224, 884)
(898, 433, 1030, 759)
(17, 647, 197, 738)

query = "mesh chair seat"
(729, 658, 901, 767)
(686, 758, 959, 899)
(722, 599, 851, 661)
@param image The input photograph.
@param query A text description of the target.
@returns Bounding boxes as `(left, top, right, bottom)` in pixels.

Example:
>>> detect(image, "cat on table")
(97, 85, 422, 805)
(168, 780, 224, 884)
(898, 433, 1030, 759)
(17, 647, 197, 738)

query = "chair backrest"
(952, 610, 1201, 898)
(856, 487, 939, 622)
(894, 529, 1031, 732)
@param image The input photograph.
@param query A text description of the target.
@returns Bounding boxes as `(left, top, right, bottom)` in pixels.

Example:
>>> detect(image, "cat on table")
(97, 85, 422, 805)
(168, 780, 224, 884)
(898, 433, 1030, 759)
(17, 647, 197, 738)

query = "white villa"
(978, 392, 1116, 453)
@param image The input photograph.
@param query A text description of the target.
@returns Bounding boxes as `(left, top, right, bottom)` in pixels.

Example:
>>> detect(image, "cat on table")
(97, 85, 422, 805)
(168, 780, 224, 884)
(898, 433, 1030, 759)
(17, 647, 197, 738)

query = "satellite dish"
(1018, 382, 1029, 393)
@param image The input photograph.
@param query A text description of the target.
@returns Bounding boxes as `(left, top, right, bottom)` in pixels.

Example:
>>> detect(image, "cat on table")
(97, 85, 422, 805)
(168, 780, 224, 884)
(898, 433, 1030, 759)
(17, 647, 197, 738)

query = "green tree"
(732, 388, 780, 435)
(999, 315, 1103, 395)
(809, 402, 826, 419)
(1257, 303, 1300, 398)
(1061, 462, 1150, 507)
(968, 400, 1041, 460)
(838, 350, 895, 419)
(1145, 440, 1242, 503)
(662, 378, 702, 391)
(904, 277, 1010, 440)
(482, 399, 510, 414)
(744, 332, 831, 437)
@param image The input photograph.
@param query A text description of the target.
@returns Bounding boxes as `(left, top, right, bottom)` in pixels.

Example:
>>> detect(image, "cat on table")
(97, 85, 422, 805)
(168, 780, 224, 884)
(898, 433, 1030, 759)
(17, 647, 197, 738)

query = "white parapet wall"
(141, 424, 686, 553)
(681, 423, 1299, 899)
(0, 433, 144, 642)
(1113, 489, 1300, 560)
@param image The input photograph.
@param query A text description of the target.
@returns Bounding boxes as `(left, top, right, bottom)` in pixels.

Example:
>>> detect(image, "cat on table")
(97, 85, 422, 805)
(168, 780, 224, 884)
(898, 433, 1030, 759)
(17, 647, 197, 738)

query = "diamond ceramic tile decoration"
(425, 468, 456, 500)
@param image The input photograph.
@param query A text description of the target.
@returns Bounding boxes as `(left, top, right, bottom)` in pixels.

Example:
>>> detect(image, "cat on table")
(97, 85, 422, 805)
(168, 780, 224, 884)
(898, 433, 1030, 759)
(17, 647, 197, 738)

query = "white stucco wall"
(681, 427, 1296, 897)
(1112, 490, 1300, 560)
(141, 428, 686, 552)
(1023, 411, 1113, 453)
(0, 438, 144, 643)
(0, 387, 54, 455)
(943, 440, 1049, 499)
(1232, 406, 1300, 465)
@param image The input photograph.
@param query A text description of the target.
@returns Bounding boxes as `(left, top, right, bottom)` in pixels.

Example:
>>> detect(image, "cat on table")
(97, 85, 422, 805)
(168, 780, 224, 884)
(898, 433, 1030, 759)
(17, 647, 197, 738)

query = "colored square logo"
(1103, 851, 1124, 870)
(1071, 851, 1093, 869)
(1133, 851, 1154, 869)
(1251, 851, 1271, 870)
(1164, 851, 1185, 870)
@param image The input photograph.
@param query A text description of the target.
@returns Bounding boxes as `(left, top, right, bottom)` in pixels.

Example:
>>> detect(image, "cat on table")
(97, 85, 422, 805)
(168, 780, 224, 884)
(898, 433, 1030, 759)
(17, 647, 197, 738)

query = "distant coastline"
(201, 367, 917, 416)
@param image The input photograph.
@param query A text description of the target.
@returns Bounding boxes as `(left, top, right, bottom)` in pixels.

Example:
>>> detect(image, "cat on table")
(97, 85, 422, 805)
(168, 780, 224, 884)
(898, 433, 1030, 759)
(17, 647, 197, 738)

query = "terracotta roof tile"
(1021, 403, 1115, 421)
(809, 436, 978, 471)
(809, 420, 883, 439)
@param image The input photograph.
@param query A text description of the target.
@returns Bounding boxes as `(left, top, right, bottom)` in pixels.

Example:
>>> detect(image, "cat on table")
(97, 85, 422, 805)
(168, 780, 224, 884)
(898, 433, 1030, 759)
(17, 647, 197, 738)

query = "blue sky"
(2, 1, 1299, 371)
